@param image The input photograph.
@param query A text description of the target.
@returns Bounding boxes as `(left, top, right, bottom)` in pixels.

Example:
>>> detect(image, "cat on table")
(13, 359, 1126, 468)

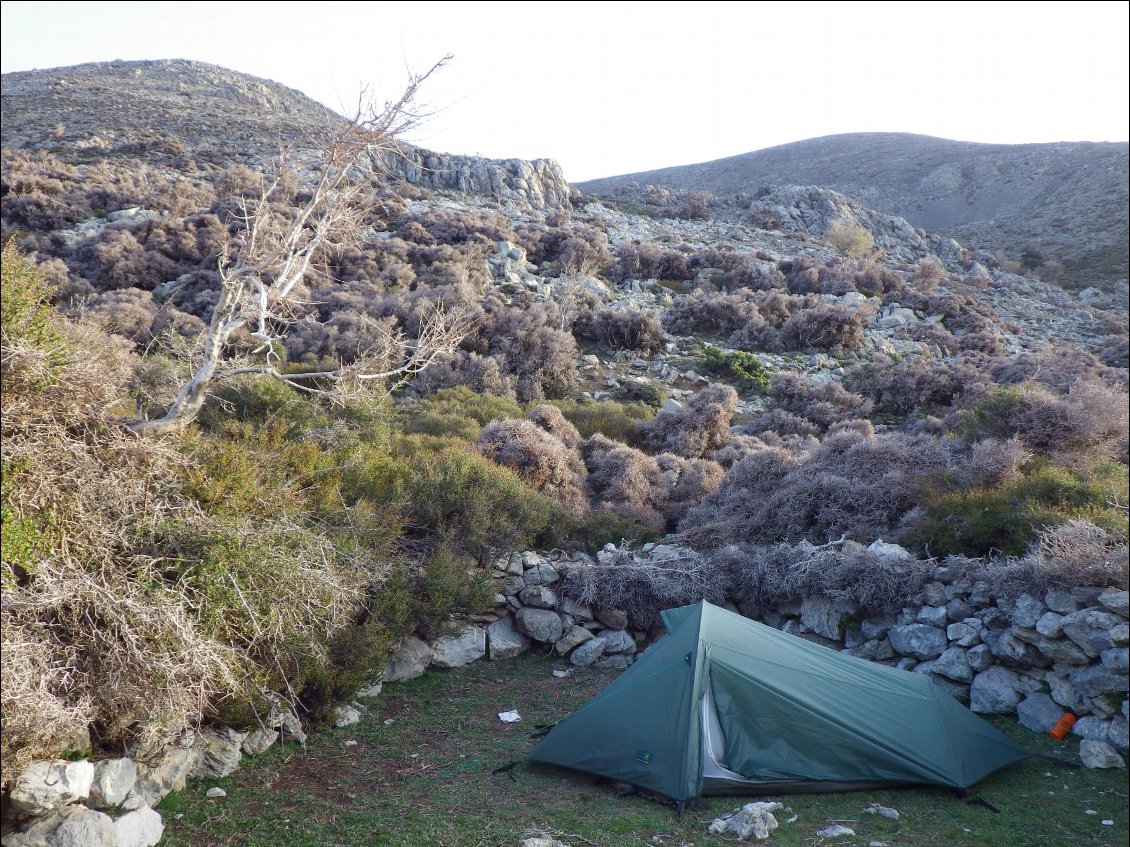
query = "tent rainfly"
(528, 601, 1031, 802)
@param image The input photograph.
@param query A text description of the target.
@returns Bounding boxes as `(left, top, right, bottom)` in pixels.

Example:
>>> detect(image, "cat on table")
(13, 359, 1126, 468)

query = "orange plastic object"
(1048, 712, 1077, 741)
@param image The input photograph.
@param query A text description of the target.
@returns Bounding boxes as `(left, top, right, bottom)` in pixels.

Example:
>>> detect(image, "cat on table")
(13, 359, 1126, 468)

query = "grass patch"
(160, 652, 1127, 847)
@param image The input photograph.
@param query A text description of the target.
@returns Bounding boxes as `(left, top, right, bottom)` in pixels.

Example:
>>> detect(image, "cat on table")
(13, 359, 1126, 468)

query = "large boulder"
(801, 595, 849, 640)
(384, 635, 436, 682)
(89, 758, 137, 809)
(887, 624, 947, 660)
(515, 607, 564, 643)
(429, 626, 487, 668)
(1078, 740, 1125, 769)
(1016, 693, 1063, 733)
(570, 637, 607, 668)
(970, 666, 1023, 714)
(191, 728, 246, 779)
(2, 804, 115, 847)
(8, 760, 95, 816)
(1071, 664, 1129, 698)
(487, 615, 531, 660)
(113, 806, 164, 847)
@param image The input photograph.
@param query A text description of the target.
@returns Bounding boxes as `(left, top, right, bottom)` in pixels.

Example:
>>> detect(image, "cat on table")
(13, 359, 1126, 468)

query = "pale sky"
(2, 1, 1127, 181)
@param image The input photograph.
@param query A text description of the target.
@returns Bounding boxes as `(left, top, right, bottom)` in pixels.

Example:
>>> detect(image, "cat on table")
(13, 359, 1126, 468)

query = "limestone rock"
(931, 646, 973, 682)
(1108, 715, 1129, 755)
(982, 626, 1043, 666)
(1079, 740, 1125, 769)
(385, 636, 435, 682)
(113, 806, 164, 847)
(1017, 693, 1063, 733)
(9, 760, 95, 816)
(333, 705, 362, 728)
(1035, 611, 1065, 638)
(2, 804, 115, 847)
(1036, 636, 1090, 665)
(523, 563, 561, 586)
(1060, 610, 1123, 658)
(867, 540, 912, 560)
(1099, 589, 1129, 618)
(967, 643, 993, 672)
(1073, 716, 1113, 742)
(515, 607, 564, 643)
(947, 620, 981, 647)
(430, 626, 487, 669)
(707, 801, 783, 840)
(570, 637, 607, 668)
(595, 608, 629, 630)
(916, 605, 947, 628)
(888, 624, 947, 659)
(1101, 647, 1129, 672)
(861, 616, 895, 640)
(130, 746, 200, 807)
(1044, 590, 1079, 614)
(518, 585, 558, 609)
(487, 615, 531, 660)
(1009, 594, 1047, 628)
(801, 595, 849, 640)
(970, 666, 1022, 713)
(597, 629, 637, 655)
(85, 758, 137, 810)
(241, 729, 278, 756)
(191, 728, 245, 779)
(1071, 664, 1129, 698)
(554, 625, 594, 655)
(558, 597, 592, 619)
(818, 824, 856, 837)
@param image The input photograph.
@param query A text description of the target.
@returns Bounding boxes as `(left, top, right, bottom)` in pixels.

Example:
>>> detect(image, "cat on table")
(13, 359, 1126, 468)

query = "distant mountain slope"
(578, 133, 1128, 288)
(1, 59, 571, 210)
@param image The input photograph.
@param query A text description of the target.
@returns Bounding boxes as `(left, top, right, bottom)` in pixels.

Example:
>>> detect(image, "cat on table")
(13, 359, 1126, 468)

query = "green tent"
(529, 601, 1031, 801)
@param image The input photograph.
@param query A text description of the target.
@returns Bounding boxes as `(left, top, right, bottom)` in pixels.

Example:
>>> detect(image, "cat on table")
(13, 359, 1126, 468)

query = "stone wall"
(5, 542, 1124, 845)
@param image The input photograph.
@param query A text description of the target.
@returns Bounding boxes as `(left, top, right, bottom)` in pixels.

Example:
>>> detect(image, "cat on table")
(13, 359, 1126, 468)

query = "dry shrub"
(575, 307, 665, 352)
(584, 434, 666, 531)
(1098, 335, 1129, 369)
(682, 429, 953, 547)
(718, 543, 935, 614)
(657, 454, 725, 524)
(663, 288, 764, 337)
(848, 353, 997, 417)
(477, 419, 588, 515)
(641, 384, 738, 458)
(528, 403, 583, 448)
(558, 549, 727, 630)
(608, 242, 694, 283)
(778, 303, 869, 354)
(767, 372, 872, 432)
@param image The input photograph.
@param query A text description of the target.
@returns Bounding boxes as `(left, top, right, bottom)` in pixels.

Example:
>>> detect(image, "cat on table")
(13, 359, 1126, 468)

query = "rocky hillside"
(578, 133, 1129, 290)
(1, 59, 571, 211)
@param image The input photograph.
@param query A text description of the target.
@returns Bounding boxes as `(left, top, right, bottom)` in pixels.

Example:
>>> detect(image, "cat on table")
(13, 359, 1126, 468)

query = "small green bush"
(907, 461, 1129, 557)
(548, 398, 654, 447)
(702, 346, 771, 393)
(1, 241, 70, 388)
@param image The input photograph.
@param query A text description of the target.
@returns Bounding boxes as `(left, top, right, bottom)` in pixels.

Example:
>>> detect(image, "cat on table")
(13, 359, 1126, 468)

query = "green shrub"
(0, 241, 69, 388)
(907, 461, 1129, 557)
(548, 398, 654, 447)
(702, 346, 771, 393)
(399, 449, 557, 562)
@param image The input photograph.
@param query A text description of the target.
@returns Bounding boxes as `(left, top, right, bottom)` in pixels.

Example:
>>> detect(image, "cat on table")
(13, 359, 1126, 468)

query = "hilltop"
(578, 132, 1129, 290)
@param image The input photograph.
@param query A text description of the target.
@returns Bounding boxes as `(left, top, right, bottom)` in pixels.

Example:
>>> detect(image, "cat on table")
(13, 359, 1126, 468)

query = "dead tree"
(131, 59, 466, 435)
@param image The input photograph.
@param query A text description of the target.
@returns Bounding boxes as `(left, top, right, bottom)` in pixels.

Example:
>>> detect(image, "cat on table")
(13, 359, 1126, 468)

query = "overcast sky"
(2, 1, 1127, 181)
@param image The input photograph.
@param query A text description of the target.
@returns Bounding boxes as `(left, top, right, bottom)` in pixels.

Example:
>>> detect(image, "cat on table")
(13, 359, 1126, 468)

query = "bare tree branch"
(130, 58, 460, 435)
